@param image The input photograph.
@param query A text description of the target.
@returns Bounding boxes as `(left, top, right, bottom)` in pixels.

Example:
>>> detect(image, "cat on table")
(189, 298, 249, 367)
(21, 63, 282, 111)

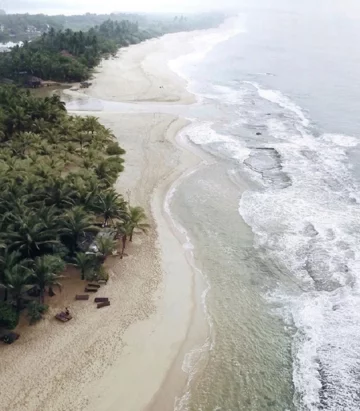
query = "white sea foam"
(238, 84, 360, 410)
(247, 81, 311, 129)
(184, 121, 250, 163)
(168, 17, 245, 98)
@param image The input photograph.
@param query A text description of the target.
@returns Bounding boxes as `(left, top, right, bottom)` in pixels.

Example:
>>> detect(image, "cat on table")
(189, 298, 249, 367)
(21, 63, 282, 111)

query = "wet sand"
(0, 32, 205, 411)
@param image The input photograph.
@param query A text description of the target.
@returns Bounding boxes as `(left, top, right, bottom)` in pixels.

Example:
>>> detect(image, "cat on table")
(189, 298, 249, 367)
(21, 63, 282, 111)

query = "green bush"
(0, 302, 18, 329)
(106, 142, 126, 156)
(27, 301, 49, 325)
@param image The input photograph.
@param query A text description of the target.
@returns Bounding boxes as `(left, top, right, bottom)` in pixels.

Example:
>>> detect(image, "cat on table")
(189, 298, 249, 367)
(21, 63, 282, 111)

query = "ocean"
(168, 3, 360, 411)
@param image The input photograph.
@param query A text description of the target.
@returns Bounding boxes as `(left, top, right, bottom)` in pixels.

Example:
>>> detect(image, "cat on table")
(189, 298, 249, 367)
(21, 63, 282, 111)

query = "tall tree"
(60, 207, 99, 255)
(127, 206, 149, 241)
(71, 252, 95, 280)
(31, 255, 65, 303)
(93, 191, 127, 226)
(5, 264, 31, 313)
(5, 212, 59, 258)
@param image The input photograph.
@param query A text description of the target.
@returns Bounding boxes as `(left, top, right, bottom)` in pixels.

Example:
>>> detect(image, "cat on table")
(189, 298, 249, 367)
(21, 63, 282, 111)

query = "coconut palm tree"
(5, 264, 31, 312)
(41, 178, 76, 209)
(95, 236, 116, 261)
(0, 250, 23, 301)
(127, 206, 149, 241)
(114, 221, 133, 259)
(72, 132, 92, 156)
(71, 252, 95, 280)
(60, 207, 99, 255)
(81, 116, 100, 135)
(30, 255, 65, 303)
(93, 190, 127, 226)
(5, 212, 60, 258)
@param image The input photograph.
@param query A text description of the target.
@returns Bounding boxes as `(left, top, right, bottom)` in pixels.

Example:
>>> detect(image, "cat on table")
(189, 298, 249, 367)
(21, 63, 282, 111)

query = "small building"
(25, 76, 43, 88)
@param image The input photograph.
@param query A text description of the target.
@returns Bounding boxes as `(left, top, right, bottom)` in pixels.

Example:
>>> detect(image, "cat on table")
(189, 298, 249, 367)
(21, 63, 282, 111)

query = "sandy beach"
(0, 32, 207, 411)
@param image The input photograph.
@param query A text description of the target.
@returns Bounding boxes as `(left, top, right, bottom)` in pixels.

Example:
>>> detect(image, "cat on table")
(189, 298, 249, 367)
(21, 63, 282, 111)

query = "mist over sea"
(168, 3, 360, 410)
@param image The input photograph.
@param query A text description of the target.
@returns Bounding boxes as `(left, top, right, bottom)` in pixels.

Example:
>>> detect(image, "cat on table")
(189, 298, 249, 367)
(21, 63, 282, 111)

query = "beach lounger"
(85, 287, 98, 293)
(55, 312, 72, 322)
(1, 332, 20, 344)
(87, 284, 101, 288)
(97, 301, 110, 309)
(94, 297, 109, 303)
(98, 279, 108, 284)
(76, 294, 90, 301)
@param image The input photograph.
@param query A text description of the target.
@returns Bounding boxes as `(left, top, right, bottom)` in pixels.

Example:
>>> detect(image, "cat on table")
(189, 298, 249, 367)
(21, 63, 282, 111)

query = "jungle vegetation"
(0, 86, 149, 328)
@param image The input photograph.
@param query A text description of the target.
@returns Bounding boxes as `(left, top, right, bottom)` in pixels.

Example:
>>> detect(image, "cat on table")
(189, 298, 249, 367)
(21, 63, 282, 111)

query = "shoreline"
(0, 28, 214, 411)
(78, 29, 219, 408)
(0, 15, 244, 408)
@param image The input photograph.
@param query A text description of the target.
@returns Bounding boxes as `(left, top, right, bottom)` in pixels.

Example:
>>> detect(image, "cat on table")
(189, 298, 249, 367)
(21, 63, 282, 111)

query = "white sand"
(84, 32, 198, 104)
(0, 32, 207, 411)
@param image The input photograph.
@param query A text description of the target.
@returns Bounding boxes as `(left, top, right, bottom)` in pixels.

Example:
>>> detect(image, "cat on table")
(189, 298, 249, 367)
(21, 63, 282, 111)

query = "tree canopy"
(0, 12, 226, 83)
(0, 85, 132, 326)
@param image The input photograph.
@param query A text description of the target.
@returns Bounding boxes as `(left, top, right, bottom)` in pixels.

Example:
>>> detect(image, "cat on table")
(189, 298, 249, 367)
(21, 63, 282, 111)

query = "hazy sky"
(1, 0, 240, 14)
(3, 0, 360, 18)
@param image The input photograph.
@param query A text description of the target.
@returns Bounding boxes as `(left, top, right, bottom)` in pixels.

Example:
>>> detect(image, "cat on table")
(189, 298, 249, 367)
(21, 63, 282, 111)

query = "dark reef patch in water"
(244, 147, 291, 188)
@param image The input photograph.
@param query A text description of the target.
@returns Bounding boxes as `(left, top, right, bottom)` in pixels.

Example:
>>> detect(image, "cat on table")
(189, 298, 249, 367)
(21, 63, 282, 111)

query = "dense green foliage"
(0, 12, 225, 42)
(27, 301, 48, 325)
(0, 12, 225, 83)
(0, 302, 18, 329)
(0, 86, 149, 329)
(0, 20, 152, 82)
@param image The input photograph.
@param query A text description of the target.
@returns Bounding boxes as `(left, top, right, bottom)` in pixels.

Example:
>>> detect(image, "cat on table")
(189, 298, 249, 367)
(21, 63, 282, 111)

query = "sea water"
(168, 2, 360, 410)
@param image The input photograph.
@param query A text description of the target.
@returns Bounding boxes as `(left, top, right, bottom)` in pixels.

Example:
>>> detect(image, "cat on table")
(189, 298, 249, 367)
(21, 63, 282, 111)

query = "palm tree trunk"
(121, 235, 127, 259)
(16, 297, 21, 314)
(130, 229, 134, 242)
(39, 288, 45, 304)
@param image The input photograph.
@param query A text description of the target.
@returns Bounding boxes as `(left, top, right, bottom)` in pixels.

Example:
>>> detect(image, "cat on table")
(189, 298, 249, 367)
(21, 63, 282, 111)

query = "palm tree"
(5, 105, 30, 135)
(31, 255, 65, 303)
(127, 206, 149, 241)
(81, 116, 100, 135)
(95, 236, 116, 261)
(5, 212, 59, 258)
(60, 207, 99, 255)
(5, 264, 31, 313)
(41, 178, 76, 208)
(71, 252, 95, 280)
(73, 132, 92, 156)
(93, 127, 114, 146)
(0, 249, 23, 301)
(93, 190, 127, 226)
(115, 221, 132, 259)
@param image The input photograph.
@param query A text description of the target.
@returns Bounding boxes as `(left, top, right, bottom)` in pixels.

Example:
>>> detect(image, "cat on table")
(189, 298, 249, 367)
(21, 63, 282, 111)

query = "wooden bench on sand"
(85, 288, 98, 293)
(94, 297, 109, 303)
(55, 312, 72, 322)
(76, 295, 89, 301)
(87, 284, 101, 288)
(97, 301, 110, 309)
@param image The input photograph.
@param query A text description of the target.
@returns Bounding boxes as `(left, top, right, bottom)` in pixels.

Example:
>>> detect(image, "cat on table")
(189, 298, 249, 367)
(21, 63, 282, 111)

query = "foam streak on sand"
(0, 22, 235, 411)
